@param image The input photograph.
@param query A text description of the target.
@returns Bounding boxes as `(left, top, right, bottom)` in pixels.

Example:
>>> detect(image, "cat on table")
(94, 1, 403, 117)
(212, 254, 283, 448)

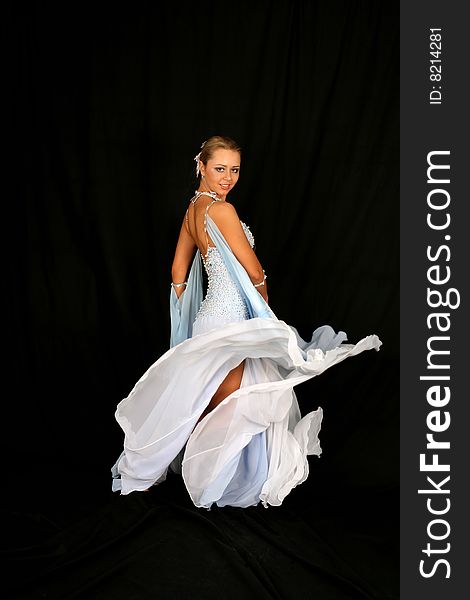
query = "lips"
(220, 184, 231, 189)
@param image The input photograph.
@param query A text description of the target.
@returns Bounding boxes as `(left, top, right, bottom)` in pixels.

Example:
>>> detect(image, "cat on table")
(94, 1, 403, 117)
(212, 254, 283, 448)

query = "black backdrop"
(7, 1, 399, 599)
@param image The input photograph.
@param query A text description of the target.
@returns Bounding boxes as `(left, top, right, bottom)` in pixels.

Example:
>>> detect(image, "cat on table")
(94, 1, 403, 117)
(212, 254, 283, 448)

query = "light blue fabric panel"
(214, 431, 269, 507)
(205, 214, 277, 321)
(169, 246, 203, 348)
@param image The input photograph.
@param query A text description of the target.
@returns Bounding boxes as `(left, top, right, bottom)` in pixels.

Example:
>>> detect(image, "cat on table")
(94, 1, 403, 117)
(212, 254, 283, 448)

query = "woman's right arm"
(210, 202, 268, 303)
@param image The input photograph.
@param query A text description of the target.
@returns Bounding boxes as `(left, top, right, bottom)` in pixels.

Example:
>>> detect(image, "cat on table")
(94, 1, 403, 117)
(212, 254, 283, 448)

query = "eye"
(232, 168, 239, 173)
(216, 167, 225, 172)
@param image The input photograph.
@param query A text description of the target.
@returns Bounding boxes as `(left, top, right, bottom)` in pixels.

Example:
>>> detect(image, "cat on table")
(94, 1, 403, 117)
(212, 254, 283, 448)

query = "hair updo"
(195, 135, 242, 177)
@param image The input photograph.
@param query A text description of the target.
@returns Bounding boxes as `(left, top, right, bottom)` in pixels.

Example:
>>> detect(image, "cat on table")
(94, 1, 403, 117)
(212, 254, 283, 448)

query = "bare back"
(185, 195, 220, 257)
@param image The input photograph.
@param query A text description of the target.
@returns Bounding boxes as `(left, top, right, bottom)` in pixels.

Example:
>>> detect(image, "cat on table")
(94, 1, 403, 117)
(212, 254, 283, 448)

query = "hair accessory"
(194, 140, 207, 177)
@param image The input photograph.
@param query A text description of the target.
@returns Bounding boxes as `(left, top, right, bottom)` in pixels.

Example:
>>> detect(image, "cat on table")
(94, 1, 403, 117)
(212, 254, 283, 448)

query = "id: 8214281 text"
(429, 28, 442, 105)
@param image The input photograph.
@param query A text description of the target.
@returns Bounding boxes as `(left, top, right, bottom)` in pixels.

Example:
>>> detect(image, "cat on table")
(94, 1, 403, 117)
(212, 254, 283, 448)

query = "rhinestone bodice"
(194, 220, 255, 324)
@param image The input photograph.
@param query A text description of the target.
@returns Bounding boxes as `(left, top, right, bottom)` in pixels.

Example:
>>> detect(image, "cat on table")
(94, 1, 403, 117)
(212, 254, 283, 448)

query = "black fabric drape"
(6, 1, 398, 598)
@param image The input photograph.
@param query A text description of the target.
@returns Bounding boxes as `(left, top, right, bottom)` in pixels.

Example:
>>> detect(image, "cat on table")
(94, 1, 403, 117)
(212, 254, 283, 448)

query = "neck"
(197, 178, 228, 201)
(195, 187, 225, 201)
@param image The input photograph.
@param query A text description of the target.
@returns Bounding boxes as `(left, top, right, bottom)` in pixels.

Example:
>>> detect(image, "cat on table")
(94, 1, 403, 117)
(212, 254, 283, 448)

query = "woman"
(111, 135, 382, 510)
(177, 136, 267, 427)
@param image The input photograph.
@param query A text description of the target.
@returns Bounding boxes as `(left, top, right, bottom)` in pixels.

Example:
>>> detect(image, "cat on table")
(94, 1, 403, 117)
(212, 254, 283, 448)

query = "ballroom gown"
(111, 198, 382, 510)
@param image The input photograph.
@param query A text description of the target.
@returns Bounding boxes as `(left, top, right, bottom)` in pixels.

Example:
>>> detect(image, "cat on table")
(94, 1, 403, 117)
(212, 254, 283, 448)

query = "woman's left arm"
(171, 214, 196, 298)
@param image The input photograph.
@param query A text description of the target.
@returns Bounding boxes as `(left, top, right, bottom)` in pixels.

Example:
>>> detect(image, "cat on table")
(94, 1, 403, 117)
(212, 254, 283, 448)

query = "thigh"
(193, 360, 246, 430)
(206, 359, 246, 412)
(216, 359, 245, 395)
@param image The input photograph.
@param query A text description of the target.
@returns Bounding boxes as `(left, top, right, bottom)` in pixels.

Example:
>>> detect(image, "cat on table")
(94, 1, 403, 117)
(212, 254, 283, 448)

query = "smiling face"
(199, 148, 241, 199)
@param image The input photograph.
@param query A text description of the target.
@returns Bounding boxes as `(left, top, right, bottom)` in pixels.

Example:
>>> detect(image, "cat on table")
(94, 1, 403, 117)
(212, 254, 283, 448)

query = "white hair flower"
(193, 140, 207, 177)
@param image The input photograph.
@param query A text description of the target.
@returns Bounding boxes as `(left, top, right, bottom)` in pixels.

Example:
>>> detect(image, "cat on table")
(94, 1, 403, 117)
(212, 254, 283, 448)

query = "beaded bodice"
(188, 191, 255, 324)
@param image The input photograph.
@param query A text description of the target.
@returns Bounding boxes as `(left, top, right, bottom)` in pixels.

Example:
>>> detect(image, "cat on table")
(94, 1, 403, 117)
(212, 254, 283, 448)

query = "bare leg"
(143, 360, 246, 491)
(194, 359, 246, 428)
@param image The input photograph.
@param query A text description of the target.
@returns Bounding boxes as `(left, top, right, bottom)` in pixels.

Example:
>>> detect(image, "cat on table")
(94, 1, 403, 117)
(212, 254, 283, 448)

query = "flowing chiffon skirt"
(111, 315, 382, 509)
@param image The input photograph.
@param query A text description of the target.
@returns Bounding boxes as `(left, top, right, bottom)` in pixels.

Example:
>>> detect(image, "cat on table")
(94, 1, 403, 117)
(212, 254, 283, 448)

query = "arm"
(210, 202, 268, 303)
(171, 214, 196, 299)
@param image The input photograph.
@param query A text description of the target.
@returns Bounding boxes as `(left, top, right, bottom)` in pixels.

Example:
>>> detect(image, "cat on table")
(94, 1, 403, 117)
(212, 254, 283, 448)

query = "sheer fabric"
(111, 212, 382, 509)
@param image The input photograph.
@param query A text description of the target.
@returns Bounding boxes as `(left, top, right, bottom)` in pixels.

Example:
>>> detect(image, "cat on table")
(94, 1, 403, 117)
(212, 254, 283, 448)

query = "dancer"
(111, 135, 382, 509)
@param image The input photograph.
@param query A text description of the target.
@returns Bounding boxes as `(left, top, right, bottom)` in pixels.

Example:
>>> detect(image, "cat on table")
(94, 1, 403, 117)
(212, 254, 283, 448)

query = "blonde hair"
(195, 136, 241, 177)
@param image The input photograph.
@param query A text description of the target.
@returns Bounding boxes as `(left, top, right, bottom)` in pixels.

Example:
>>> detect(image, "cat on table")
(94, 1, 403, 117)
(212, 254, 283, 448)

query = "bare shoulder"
(209, 200, 240, 223)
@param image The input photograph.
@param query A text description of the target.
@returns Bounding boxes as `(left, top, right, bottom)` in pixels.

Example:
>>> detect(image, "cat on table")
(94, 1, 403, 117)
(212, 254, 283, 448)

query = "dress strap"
(204, 199, 220, 257)
(184, 193, 200, 234)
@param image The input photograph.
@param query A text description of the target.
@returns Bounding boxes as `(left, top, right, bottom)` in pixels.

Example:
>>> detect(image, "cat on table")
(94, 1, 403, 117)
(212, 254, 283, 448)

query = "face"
(200, 148, 241, 199)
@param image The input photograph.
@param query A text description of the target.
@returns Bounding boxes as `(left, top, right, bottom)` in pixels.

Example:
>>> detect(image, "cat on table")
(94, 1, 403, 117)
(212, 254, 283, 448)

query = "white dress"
(111, 193, 382, 509)
(192, 218, 254, 336)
